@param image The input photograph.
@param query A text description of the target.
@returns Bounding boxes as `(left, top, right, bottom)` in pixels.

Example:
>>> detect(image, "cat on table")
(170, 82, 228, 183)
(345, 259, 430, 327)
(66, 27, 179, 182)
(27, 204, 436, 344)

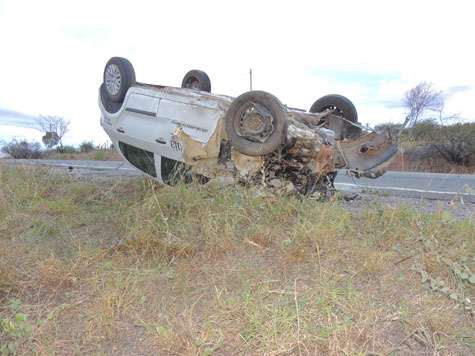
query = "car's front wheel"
(103, 57, 136, 102)
(225, 91, 288, 156)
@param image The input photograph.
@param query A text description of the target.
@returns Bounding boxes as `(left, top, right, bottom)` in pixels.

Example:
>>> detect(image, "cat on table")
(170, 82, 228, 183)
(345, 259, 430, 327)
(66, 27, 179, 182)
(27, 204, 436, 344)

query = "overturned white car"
(99, 57, 398, 195)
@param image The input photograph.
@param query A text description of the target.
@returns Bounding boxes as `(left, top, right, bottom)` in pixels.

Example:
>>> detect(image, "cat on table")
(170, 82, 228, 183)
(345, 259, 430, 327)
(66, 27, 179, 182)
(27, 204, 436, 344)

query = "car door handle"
(155, 139, 166, 144)
(117, 127, 125, 133)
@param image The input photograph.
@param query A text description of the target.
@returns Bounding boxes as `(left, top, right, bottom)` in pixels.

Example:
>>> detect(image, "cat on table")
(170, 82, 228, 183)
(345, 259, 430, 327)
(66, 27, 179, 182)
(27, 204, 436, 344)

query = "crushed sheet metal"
(232, 150, 263, 177)
(171, 110, 396, 195)
(133, 85, 398, 195)
(336, 131, 398, 178)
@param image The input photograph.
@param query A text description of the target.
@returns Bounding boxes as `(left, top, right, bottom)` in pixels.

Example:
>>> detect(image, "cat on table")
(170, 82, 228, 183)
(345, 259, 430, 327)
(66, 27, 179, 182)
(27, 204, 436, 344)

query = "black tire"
(225, 91, 288, 156)
(103, 57, 136, 102)
(181, 70, 211, 92)
(309, 94, 358, 123)
(100, 84, 123, 114)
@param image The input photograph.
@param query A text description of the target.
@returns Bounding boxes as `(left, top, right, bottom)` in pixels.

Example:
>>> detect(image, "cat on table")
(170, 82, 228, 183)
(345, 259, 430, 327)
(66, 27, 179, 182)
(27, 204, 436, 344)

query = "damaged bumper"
(334, 131, 398, 179)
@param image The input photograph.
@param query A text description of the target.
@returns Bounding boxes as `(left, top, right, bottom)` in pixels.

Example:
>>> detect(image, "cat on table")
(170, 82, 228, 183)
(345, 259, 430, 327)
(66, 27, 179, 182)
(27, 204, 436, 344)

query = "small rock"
(284, 181, 295, 193)
(205, 176, 235, 187)
(269, 179, 282, 189)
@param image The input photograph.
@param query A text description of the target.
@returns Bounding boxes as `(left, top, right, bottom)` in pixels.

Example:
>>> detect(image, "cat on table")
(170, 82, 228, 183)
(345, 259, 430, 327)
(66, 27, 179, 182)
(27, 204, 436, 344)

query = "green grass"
(0, 162, 473, 355)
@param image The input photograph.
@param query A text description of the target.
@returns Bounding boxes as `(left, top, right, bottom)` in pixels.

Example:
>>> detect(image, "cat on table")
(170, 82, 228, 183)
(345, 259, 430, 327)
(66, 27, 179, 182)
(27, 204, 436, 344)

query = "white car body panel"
(100, 85, 228, 162)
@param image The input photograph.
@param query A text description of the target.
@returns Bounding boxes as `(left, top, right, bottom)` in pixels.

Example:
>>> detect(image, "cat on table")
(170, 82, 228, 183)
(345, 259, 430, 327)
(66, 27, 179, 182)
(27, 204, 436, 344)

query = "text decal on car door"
(170, 139, 183, 151)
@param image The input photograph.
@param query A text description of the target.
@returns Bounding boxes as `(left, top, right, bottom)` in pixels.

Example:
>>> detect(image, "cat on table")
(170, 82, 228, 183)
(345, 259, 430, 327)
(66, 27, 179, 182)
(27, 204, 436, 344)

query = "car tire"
(225, 91, 288, 156)
(309, 94, 358, 123)
(103, 57, 136, 102)
(181, 70, 211, 92)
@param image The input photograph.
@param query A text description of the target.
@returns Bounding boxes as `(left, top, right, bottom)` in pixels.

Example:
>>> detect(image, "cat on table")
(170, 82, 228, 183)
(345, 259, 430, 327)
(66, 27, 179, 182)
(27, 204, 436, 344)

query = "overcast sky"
(0, 0, 474, 146)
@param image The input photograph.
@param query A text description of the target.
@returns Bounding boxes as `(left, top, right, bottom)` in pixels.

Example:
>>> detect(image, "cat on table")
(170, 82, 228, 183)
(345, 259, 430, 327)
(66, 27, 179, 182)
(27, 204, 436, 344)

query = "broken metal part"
(314, 127, 335, 145)
(335, 131, 398, 178)
(325, 114, 362, 140)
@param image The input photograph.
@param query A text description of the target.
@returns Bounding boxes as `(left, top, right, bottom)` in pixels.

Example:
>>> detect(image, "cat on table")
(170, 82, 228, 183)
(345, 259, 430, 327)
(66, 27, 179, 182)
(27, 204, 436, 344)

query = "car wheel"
(181, 70, 211, 92)
(225, 91, 288, 156)
(310, 94, 359, 140)
(103, 57, 136, 102)
(309, 94, 358, 122)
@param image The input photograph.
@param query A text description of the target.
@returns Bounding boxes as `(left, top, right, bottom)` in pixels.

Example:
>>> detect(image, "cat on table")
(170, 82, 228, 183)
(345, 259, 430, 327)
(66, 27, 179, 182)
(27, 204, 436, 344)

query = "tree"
(79, 141, 95, 153)
(42, 131, 60, 149)
(398, 82, 475, 166)
(398, 82, 443, 138)
(35, 115, 70, 148)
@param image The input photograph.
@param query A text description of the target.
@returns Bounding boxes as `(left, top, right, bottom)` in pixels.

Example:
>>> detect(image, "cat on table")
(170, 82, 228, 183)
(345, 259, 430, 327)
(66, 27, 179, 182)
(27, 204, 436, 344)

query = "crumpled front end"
(172, 112, 337, 196)
(171, 102, 398, 195)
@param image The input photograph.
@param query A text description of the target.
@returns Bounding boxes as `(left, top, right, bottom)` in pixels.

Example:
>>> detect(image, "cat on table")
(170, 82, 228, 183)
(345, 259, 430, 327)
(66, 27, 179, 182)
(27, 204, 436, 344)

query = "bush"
(94, 151, 106, 161)
(407, 121, 475, 166)
(1, 139, 43, 159)
(55, 145, 77, 154)
(79, 141, 95, 153)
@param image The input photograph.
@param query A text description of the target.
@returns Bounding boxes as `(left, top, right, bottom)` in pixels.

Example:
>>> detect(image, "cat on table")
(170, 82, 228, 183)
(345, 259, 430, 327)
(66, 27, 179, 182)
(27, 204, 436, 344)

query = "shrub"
(55, 145, 77, 154)
(1, 139, 43, 159)
(79, 141, 95, 153)
(94, 151, 106, 161)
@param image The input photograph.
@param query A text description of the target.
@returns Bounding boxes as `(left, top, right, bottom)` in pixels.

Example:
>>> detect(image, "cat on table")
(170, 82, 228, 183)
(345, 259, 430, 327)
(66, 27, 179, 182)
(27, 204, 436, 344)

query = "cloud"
(0, 108, 39, 129)
(443, 85, 472, 99)
(0, 0, 473, 145)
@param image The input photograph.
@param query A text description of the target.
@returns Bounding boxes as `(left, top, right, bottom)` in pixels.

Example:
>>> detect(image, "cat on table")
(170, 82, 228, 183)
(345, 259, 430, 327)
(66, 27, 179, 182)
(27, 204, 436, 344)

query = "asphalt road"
(3, 159, 475, 203)
(335, 170, 475, 202)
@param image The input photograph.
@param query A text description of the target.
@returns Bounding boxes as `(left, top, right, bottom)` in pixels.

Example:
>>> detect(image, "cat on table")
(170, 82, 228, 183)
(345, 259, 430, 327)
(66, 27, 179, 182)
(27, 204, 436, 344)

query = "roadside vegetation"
(384, 81, 475, 174)
(0, 140, 122, 162)
(378, 121, 475, 174)
(0, 163, 473, 355)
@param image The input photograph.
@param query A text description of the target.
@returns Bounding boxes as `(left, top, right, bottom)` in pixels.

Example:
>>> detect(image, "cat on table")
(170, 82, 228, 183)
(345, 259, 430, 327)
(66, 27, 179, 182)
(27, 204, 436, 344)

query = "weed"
(94, 151, 107, 161)
(0, 299, 34, 355)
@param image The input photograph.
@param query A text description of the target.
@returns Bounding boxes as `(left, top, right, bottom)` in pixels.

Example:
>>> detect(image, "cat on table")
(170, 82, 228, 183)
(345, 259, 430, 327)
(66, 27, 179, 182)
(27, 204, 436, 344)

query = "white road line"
(335, 182, 473, 197)
(29, 162, 136, 171)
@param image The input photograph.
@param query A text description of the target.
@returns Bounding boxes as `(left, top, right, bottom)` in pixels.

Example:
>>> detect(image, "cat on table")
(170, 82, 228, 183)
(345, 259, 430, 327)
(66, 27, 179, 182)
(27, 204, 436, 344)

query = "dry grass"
(41, 149, 124, 162)
(0, 162, 473, 355)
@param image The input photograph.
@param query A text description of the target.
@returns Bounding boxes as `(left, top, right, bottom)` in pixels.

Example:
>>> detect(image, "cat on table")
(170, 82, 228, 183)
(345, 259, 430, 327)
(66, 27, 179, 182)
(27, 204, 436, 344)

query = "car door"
(112, 90, 162, 179)
(114, 91, 161, 154)
(153, 93, 223, 184)
(154, 95, 222, 160)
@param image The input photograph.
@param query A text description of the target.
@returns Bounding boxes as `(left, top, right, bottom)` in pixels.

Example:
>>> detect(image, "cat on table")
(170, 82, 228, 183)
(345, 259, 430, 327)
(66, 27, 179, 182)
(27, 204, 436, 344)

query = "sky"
(0, 0, 474, 147)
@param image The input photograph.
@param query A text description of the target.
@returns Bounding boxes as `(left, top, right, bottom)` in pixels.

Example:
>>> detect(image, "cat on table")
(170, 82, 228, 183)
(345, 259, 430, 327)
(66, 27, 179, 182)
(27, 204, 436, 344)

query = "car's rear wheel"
(225, 91, 288, 156)
(310, 94, 357, 123)
(181, 70, 211, 92)
(310, 94, 360, 140)
(103, 57, 136, 102)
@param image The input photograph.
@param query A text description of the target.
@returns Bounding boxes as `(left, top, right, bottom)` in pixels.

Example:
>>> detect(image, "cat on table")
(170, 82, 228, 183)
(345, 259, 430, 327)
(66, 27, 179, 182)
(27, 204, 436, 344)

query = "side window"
(119, 142, 157, 177)
(161, 157, 189, 184)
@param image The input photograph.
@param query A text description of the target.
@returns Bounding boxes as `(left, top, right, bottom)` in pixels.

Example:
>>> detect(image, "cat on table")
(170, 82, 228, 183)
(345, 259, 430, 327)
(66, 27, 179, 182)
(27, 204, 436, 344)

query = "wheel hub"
(105, 64, 121, 96)
(184, 78, 198, 89)
(242, 112, 266, 135)
(238, 103, 274, 142)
